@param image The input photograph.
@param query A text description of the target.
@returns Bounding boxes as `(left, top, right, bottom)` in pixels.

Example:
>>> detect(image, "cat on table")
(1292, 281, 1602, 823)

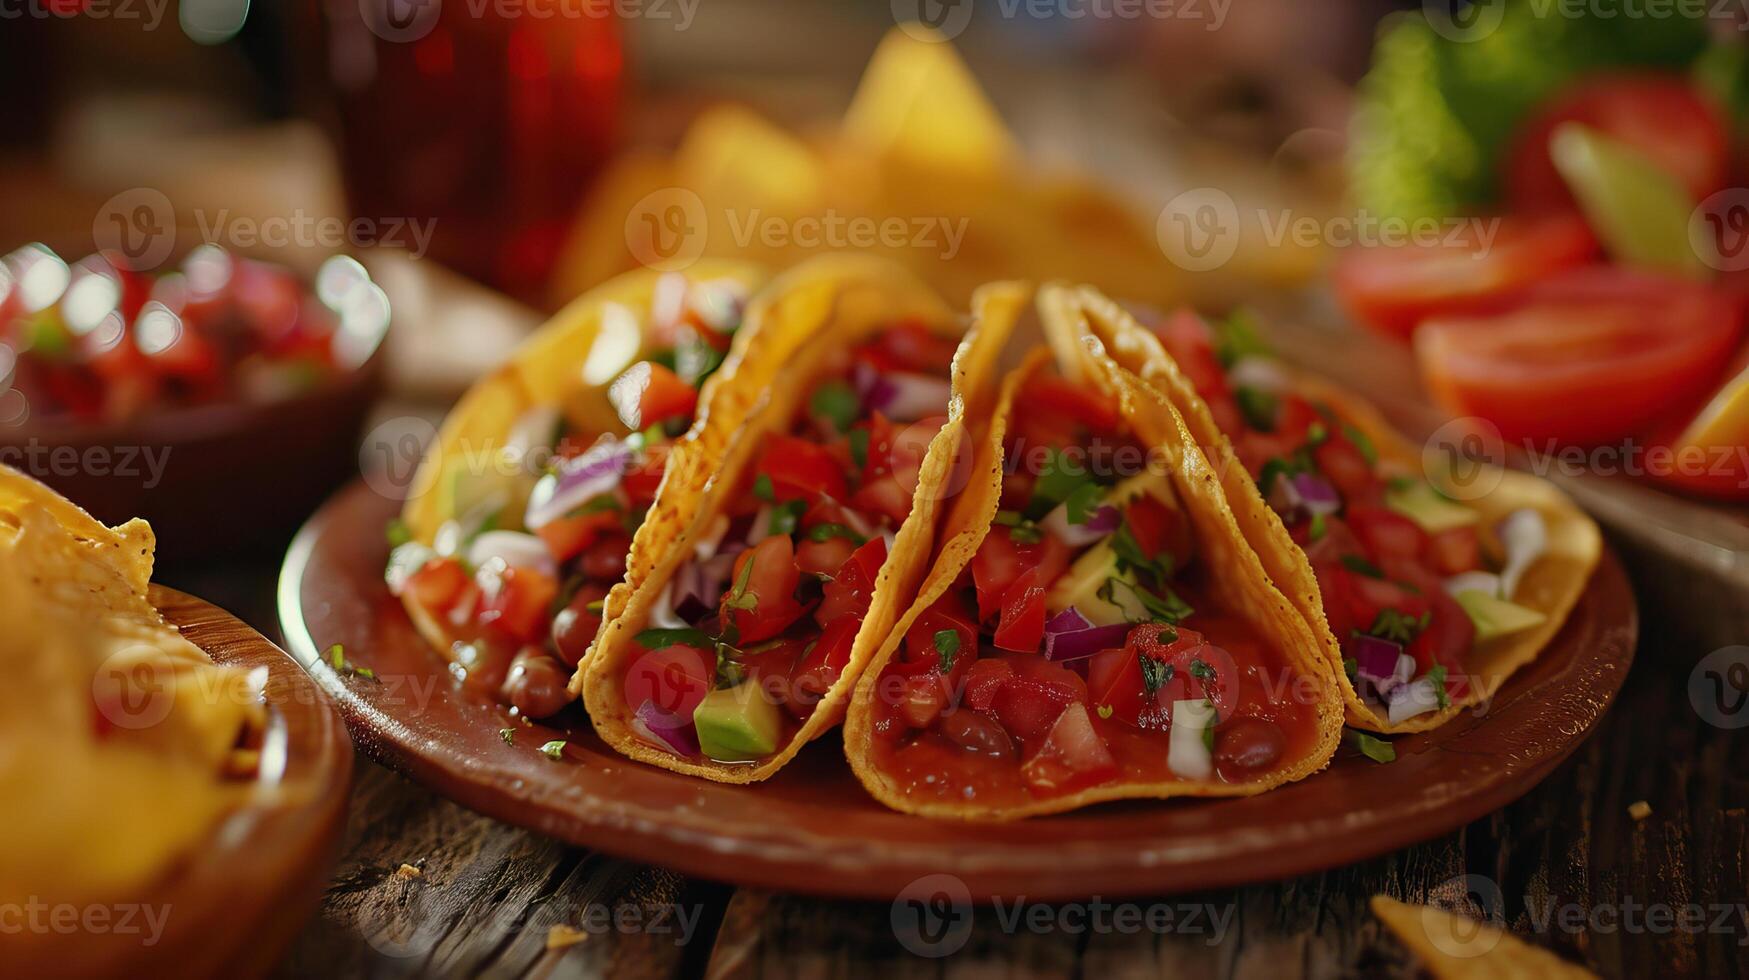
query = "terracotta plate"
(17, 588, 354, 980)
(279, 480, 1635, 901)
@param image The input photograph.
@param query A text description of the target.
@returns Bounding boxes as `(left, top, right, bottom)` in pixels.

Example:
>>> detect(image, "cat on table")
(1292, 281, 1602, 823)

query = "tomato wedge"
(1333, 213, 1598, 339)
(1415, 268, 1745, 446)
(992, 567, 1046, 653)
(722, 534, 806, 644)
(755, 433, 849, 502)
(1505, 73, 1729, 214)
(970, 526, 1070, 623)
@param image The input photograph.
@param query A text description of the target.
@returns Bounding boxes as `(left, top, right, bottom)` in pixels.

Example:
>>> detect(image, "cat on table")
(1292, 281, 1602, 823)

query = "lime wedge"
(1548, 122, 1710, 278)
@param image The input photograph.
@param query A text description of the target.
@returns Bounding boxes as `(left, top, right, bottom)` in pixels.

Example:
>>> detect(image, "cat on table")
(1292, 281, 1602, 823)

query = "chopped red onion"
(673, 550, 740, 622)
(1271, 471, 1341, 519)
(1374, 652, 1416, 698)
(467, 531, 557, 578)
(1350, 634, 1402, 687)
(631, 699, 699, 757)
(1042, 607, 1132, 663)
(525, 436, 632, 530)
(1041, 503, 1121, 547)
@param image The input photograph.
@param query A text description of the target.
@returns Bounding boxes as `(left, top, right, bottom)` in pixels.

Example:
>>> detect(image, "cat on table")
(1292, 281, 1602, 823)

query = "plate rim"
(278, 478, 1635, 901)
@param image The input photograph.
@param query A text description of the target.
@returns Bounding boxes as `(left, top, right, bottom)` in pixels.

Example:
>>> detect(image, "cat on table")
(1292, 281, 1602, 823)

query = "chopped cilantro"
(578, 493, 622, 515)
(1027, 447, 1095, 519)
(385, 518, 412, 547)
(1063, 482, 1105, 525)
(325, 643, 378, 682)
(1305, 421, 1328, 447)
(1342, 657, 1358, 682)
(995, 510, 1043, 544)
(809, 380, 861, 434)
(752, 473, 775, 502)
(585, 599, 606, 615)
(1188, 658, 1215, 681)
(1158, 626, 1179, 645)
(1426, 665, 1451, 710)
(1212, 309, 1270, 369)
(1202, 713, 1218, 753)
(499, 728, 516, 745)
(1349, 729, 1396, 764)
(767, 499, 807, 537)
(1341, 555, 1384, 579)
(848, 428, 870, 470)
(807, 522, 867, 545)
(713, 642, 746, 688)
(1099, 576, 1192, 625)
(1108, 523, 1170, 585)
(1308, 512, 1328, 543)
(933, 629, 961, 674)
(539, 740, 568, 761)
(723, 556, 758, 612)
(636, 627, 713, 650)
(1234, 386, 1280, 432)
(1342, 422, 1379, 466)
(1368, 608, 1426, 646)
(1139, 656, 1173, 699)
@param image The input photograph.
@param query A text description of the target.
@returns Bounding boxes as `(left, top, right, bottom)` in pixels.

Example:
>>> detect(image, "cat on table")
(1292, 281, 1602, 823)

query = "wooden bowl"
(9, 588, 354, 980)
(278, 480, 1636, 901)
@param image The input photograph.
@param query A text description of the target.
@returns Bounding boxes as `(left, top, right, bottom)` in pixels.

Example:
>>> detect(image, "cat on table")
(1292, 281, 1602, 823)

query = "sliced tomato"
(722, 535, 806, 644)
(789, 616, 861, 718)
(1022, 373, 1122, 432)
(1505, 73, 1729, 214)
(796, 534, 857, 577)
(1409, 589, 1476, 699)
(1333, 212, 1598, 339)
(755, 433, 849, 502)
(1347, 506, 1428, 563)
(1427, 527, 1481, 576)
(477, 566, 559, 644)
(1151, 308, 1232, 402)
(533, 510, 622, 563)
(404, 556, 469, 613)
(1343, 574, 1431, 645)
(990, 658, 1088, 743)
(970, 526, 1071, 623)
(640, 362, 698, 428)
(992, 567, 1046, 653)
(1415, 268, 1745, 446)
(1020, 702, 1118, 795)
(624, 643, 713, 718)
(962, 657, 1015, 712)
(815, 536, 888, 626)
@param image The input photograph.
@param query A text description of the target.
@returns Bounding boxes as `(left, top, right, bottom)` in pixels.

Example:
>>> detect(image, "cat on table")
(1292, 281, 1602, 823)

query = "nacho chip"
(1371, 895, 1599, 980)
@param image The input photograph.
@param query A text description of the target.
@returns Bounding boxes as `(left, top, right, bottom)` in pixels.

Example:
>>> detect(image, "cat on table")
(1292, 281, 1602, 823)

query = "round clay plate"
(16, 588, 354, 980)
(279, 480, 1636, 901)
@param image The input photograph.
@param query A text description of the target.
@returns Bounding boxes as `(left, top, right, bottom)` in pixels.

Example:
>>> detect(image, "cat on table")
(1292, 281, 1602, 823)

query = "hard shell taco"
(580, 255, 1000, 783)
(386, 260, 772, 719)
(1037, 284, 1602, 734)
(841, 283, 1344, 820)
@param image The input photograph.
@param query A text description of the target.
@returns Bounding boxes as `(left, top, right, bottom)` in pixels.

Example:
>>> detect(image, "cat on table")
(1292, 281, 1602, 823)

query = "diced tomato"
(1344, 574, 1431, 645)
(1022, 373, 1122, 433)
(992, 567, 1046, 653)
(789, 616, 861, 718)
(1416, 268, 1744, 447)
(477, 566, 559, 644)
(1332, 212, 1598, 339)
(721, 535, 806, 644)
(796, 534, 857, 577)
(962, 658, 1014, 712)
(901, 590, 979, 676)
(990, 660, 1087, 743)
(1310, 561, 1359, 643)
(1505, 73, 1729, 214)
(639, 362, 698, 428)
(404, 556, 469, 613)
(970, 526, 1070, 623)
(857, 413, 897, 481)
(898, 673, 951, 728)
(1409, 589, 1476, 700)
(1020, 702, 1118, 795)
(1151, 308, 1232, 403)
(1123, 493, 1193, 573)
(533, 510, 622, 563)
(851, 473, 912, 525)
(856, 320, 960, 375)
(755, 433, 849, 502)
(579, 530, 632, 581)
(621, 453, 667, 506)
(624, 644, 713, 718)
(1086, 645, 1147, 724)
(815, 536, 888, 626)
(1312, 431, 1380, 504)
(1347, 506, 1428, 563)
(1427, 527, 1481, 576)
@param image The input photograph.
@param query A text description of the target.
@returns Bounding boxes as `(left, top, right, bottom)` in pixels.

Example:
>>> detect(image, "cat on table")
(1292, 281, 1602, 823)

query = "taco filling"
(1150, 310, 1552, 724)
(621, 321, 958, 763)
(862, 368, 1326, 808)
(385, 274, 749, 719)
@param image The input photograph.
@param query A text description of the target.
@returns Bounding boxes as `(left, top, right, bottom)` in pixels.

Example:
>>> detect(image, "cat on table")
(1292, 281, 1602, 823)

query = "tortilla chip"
(1371, 895, 1599, 980)
(1037, 285, 1602, 733)
(580, 254, 986, 782)
(841, 286, 1343, 819)
(841, 26, 1016, 174)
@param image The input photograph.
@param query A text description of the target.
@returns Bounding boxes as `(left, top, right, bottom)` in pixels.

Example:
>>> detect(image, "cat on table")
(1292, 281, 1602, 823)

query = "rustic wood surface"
(162, 548, 1749, 980)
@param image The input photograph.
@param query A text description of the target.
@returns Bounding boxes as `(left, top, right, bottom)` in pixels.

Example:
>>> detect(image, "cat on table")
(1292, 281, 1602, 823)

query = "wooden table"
(164, 546, 1748, 980)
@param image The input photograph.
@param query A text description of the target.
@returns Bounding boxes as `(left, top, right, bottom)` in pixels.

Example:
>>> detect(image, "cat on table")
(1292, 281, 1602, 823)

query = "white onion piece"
(1228, 356, 1287, 393)
(504, 405, 561, 471)
(1167, 699, 1215, 780)
(1444, 571, 1502, 599)
(692, 514, 730, 561)
(881, 528, 898, 553)
(1387, 677, 1441, 724)
(1497, 509, 1548, 599)
(1374, 653, 1416, 699)
(648, 581, 689, 630)
(385, 542, 436, 595)
(879, 371, 951, 423)
(468, 531, 557, 578)
(524, 437, 631, 530)
(837, 505, 878, 542)
(1041, 503, 1109, 547)
(745, 505, 774, 545)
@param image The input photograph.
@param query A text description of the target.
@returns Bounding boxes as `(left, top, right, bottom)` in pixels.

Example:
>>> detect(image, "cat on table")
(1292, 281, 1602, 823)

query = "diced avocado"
(1107, 471, 1177, 510)
(1385, 481, 1479, 534)
(1455, 590, 1547, 644)
(1047, 539, 1126, 622)
(1550, 122, 1709, 278)
(693, 684, 783, 761)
